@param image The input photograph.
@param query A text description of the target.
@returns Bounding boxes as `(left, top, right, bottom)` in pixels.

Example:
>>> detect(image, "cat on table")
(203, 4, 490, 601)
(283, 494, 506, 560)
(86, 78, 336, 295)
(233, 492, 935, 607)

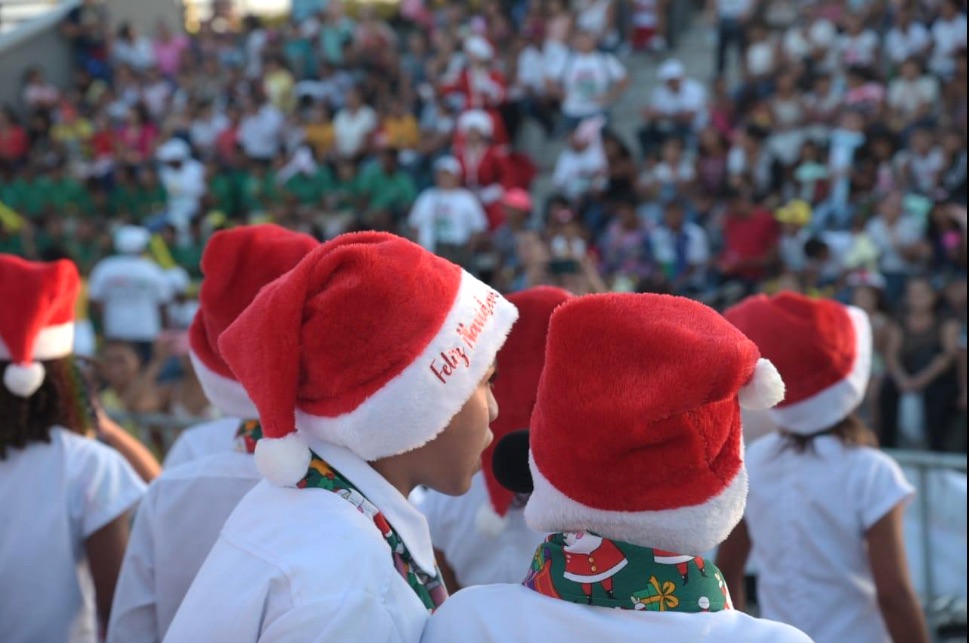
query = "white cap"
(657, 58, 685, 81)
(156, 138, 191, 163)
(114, 225, 152, 255)
(433, 156, 462, 176)
(464, 35, 494, 61)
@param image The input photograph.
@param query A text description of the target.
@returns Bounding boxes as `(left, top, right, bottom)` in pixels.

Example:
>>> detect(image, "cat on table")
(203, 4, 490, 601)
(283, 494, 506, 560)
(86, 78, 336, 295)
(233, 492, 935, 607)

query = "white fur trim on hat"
(3, 362, 46, 397)
(254, 433, 312, 487)
(464, 35, 494, 60)
(476, 502, 510, 537)
(189, 350, 260, 419)
(525, 452, 748, 555)
(769, 306, 872, 434)
(0, 321, 74, 361)
(458, 110, 493, 137)
(739, 358, 785, 410)
(296, 270, 518, 461)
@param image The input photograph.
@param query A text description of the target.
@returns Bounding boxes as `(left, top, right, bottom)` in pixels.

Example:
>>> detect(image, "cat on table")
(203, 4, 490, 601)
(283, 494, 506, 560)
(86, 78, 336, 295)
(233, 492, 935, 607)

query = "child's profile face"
(403, 364, 498, 496)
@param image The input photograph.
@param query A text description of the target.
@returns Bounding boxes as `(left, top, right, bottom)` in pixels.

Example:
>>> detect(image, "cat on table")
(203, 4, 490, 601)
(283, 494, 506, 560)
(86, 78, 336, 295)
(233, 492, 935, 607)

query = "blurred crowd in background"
(0, 0, 965, 455)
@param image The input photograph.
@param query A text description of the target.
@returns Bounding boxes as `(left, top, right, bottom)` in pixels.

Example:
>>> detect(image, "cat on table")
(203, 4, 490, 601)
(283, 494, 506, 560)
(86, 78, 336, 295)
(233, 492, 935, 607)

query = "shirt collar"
(304, 437, 438, 576)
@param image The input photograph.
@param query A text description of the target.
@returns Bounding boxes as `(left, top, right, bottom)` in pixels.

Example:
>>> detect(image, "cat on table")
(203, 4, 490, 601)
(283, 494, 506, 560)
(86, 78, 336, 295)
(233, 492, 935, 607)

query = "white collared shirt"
(422, 584, 812, 643)
(162, 417, 240, 468)
(108, 451, 261, 643)
(163, 439, 436, 643)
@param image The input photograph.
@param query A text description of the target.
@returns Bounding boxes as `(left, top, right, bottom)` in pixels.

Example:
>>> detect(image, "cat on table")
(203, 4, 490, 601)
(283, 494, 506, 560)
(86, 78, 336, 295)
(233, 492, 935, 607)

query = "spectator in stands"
(358, 148, 418, 230)
(88, 226, 173, 361)
(408, 156, 488, 268)
(61, 0, 110, 80)
(547, 28, 628, 131)
(332, 86, 378, 160)
(929, 0, 967, 79)
(639, 58, 706, 158)
(113, 22, 156, 72)
(0, 108, 28, 167)
(865, 191, 927, 305)
(717, 183, 779, 298)
(707, 0, 753, 76)
(881, 276, 962, 451)
(21, 67, 61, 114)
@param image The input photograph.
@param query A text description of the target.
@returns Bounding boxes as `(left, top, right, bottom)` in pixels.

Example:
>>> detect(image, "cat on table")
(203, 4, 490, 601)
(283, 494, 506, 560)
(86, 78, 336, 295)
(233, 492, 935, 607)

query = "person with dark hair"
(879, 275, 961, 451)
(0, 255, 147, 642)
(719, 292, 929, 643)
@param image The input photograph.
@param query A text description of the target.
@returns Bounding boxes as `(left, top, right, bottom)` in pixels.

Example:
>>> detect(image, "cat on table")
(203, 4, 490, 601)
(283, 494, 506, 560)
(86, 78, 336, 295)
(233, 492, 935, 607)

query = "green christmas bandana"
(524, 532, 732, 613)
(233, 420, 263, 454)
(298, 453, 448, 611)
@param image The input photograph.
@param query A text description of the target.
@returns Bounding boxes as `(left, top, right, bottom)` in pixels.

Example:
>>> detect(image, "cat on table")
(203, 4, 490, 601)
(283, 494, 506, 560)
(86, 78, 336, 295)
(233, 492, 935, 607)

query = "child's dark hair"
(0, 357, 95, 460)
(779, 414, 878, 454)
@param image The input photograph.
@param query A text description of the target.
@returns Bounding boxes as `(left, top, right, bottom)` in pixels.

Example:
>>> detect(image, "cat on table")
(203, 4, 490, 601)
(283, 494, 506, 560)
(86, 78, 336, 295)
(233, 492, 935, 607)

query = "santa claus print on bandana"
(524, 532, 731, 613)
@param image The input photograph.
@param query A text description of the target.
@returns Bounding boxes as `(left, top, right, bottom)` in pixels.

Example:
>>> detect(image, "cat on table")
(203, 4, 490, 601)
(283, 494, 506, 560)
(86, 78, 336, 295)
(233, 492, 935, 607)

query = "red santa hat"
(525, 293, 785, 554)
(218, 231, 519, 486)
(0, 256, 80, 397)
(189, 225, 317, 418)
(724, 291, 871, 435)
(477, 286, 573, 537)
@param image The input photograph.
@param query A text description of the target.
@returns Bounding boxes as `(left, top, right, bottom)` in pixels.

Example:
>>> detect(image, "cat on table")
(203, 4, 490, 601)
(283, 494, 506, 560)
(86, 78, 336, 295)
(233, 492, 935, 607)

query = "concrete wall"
(103, 0, 182, 36)
(0, 1, 78, 112)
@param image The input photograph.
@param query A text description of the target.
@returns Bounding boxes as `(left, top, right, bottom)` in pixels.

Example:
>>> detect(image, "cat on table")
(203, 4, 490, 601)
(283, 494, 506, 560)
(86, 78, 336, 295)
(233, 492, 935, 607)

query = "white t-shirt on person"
(408, 187, 488, 253)
(884, 23, 931, 66)
(648, 79, 708, 130)
(550, 51, 627, 119)
(0, 428, 145, 643)
(88, 255, 174, 342)
(162, 416, 241, 468)
(745, 433, 914, 643)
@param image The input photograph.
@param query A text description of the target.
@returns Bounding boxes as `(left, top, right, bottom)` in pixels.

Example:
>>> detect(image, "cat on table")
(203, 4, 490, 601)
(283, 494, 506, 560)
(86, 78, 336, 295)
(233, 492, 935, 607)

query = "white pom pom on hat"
(3, 362, 46, 398)
(738, 358, 786, 410)
(475, 502, 510, 537)
(254, 433, 313, 487)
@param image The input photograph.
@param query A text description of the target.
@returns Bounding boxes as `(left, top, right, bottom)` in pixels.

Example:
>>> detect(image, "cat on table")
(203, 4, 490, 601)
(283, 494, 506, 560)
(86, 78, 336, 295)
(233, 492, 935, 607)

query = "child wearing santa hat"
(718, 292, 929, 643)
(0, 255, 147, 642)
(416, 286, 572, 590)
(422, 293, 810, 642)
(163, 232, 518, 642)
(108, 225, 318, 643)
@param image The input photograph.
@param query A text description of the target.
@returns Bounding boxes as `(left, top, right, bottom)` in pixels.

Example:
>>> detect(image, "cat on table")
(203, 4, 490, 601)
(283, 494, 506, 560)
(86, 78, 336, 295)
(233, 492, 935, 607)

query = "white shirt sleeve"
(107, 487, 161, 643)
(68, 438, 146, 538)
(466, 194, 489, 235)
(604, 54, 627, 82)
(408, 193, 435, 250)
(150, 265, 175, 304)
(87, 262, 109, 302)
(855, 449, 915, 531)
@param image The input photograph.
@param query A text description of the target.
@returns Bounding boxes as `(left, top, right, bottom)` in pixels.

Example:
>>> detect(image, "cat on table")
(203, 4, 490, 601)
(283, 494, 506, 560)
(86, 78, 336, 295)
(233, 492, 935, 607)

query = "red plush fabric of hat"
(0, 255, 80, 397)
(477, 286, 573, 536)
(189, 225, 318, 418)
(724, 291, 871, 435)
(525, 293, 785, 555)
(218, 231, 519, 486)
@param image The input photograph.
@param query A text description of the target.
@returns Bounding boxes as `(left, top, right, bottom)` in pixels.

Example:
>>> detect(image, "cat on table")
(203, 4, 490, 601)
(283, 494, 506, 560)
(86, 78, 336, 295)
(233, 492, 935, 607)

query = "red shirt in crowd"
(721, 207, 780, 281)
(0, 125, 28, 163)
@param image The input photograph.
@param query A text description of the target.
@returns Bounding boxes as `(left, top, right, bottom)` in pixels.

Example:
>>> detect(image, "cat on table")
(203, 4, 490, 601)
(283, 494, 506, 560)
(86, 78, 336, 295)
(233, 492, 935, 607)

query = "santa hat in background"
(464, 34, 494, 61)
(0, 256, 80, 397)
(218, 231, 518, 487)
(189, 225, 318, 419)
(525, 293, 785, 555)
(458, 109, 494, 138)
(477, 286, 573, 537)
(724, 291, 871, 435)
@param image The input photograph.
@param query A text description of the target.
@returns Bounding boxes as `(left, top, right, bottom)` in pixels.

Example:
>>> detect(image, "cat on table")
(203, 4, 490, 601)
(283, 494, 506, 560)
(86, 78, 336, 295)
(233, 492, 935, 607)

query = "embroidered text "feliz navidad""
(429, 291, 499, 384)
